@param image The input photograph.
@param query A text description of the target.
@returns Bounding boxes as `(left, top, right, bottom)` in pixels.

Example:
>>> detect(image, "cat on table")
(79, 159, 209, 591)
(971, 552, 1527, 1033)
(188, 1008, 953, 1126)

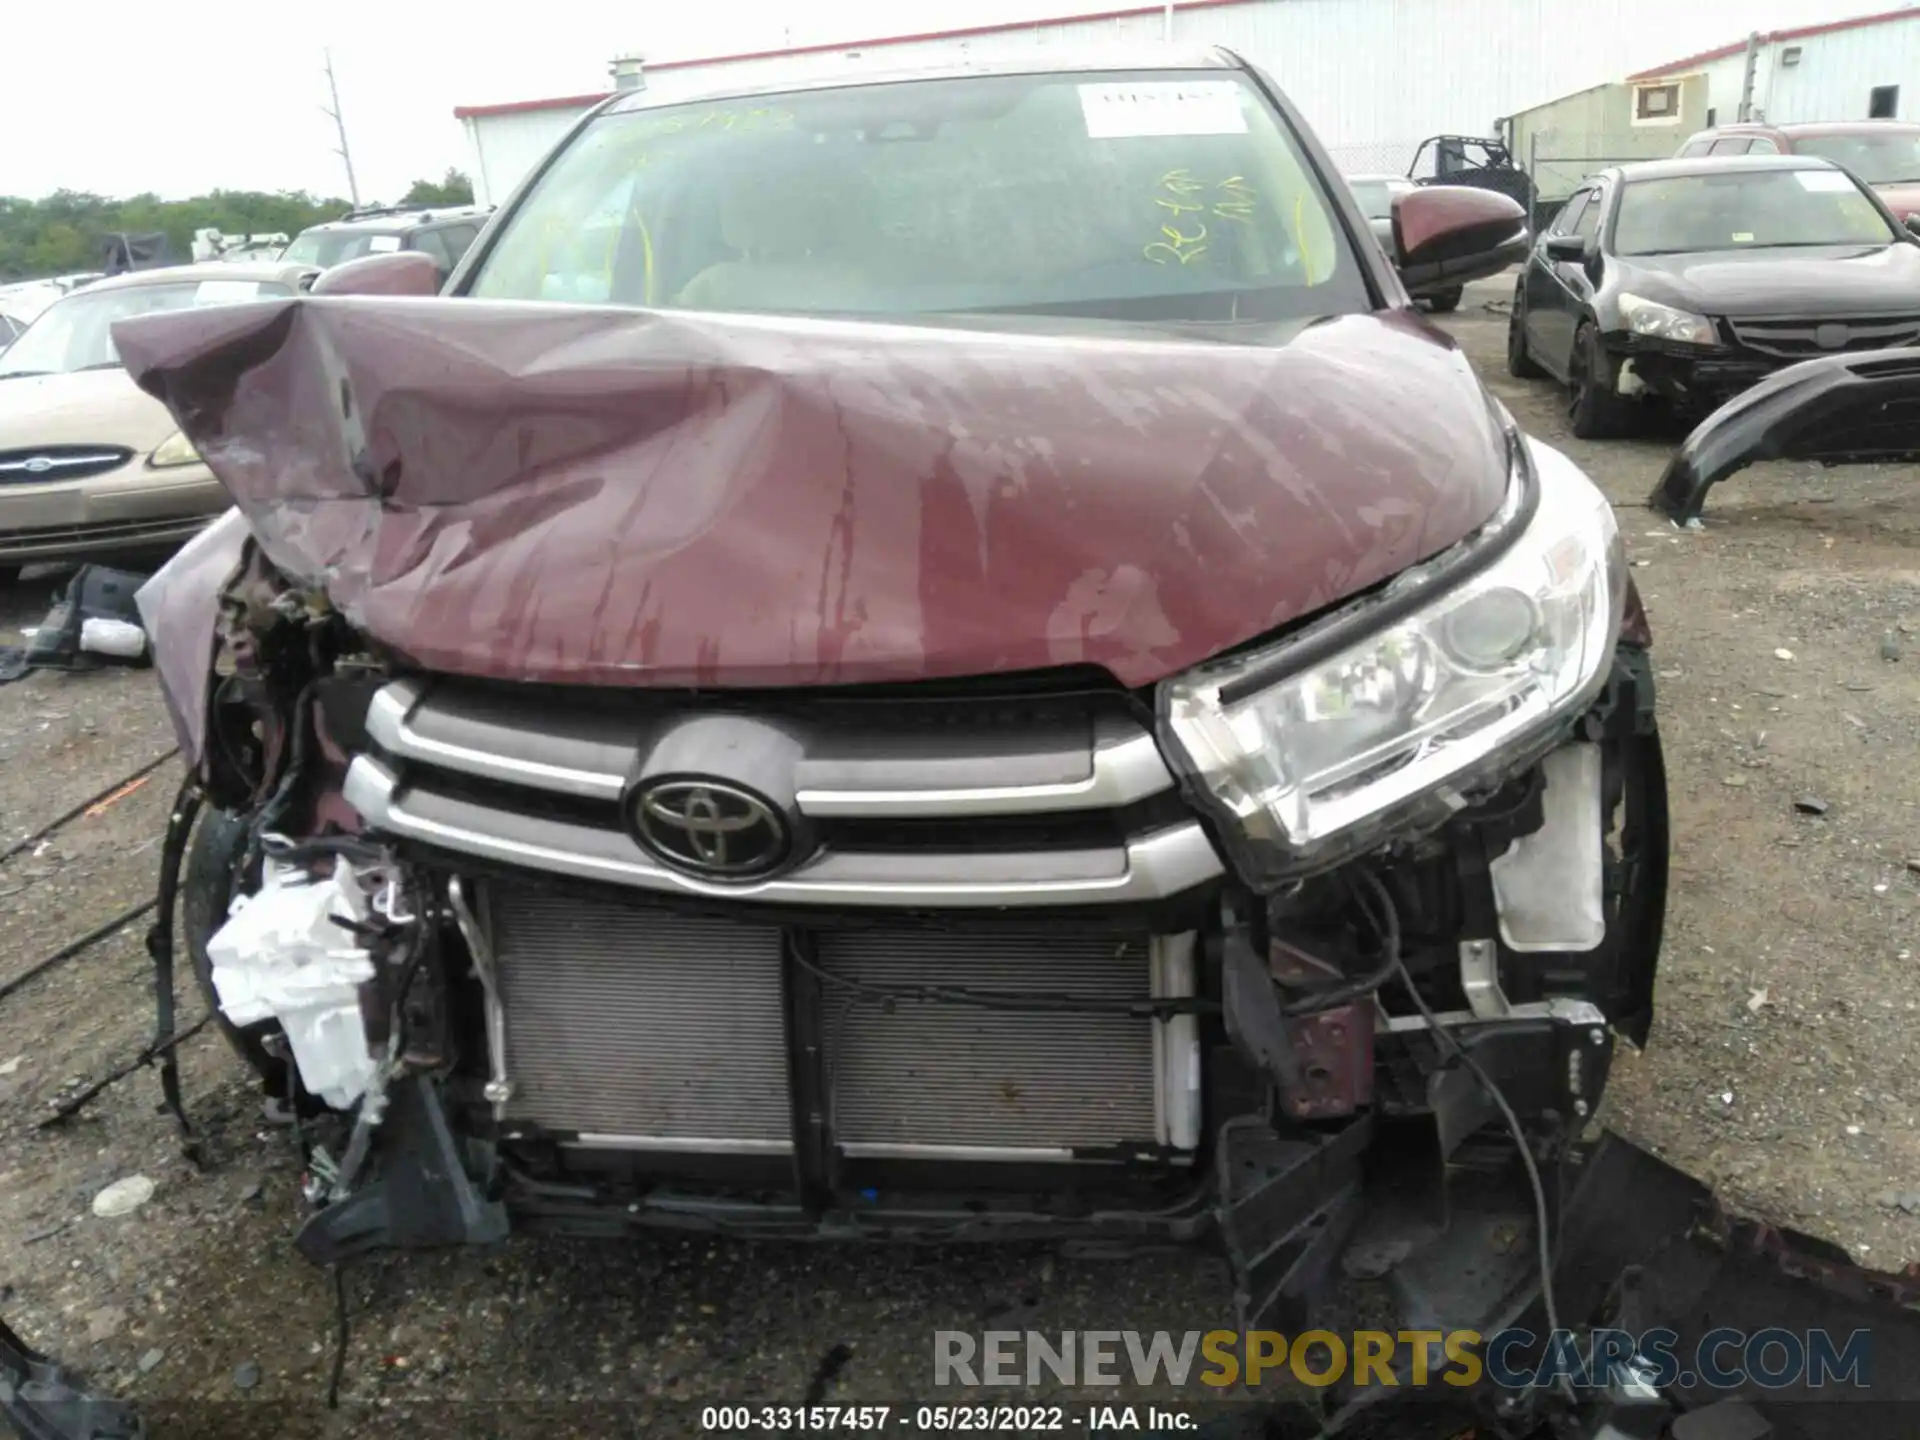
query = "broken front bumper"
(1605, 334, 1777, 414)
(1651, 346, 1920, 521)
(0, 1317, 142, 1440)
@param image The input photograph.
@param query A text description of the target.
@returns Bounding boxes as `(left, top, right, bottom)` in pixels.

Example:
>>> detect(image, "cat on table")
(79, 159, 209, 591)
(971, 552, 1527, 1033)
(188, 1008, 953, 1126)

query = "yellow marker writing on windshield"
(1145, 221, 1210, 265)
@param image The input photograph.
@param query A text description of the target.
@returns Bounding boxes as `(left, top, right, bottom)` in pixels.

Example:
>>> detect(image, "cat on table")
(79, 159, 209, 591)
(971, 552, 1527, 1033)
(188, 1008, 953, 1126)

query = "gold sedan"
(0, 261, 318, 584)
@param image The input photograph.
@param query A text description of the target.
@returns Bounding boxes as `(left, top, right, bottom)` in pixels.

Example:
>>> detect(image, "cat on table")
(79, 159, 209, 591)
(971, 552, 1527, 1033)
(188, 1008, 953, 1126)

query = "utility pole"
(1737, 31, 1761, 122)
(323, 49, 361, 208)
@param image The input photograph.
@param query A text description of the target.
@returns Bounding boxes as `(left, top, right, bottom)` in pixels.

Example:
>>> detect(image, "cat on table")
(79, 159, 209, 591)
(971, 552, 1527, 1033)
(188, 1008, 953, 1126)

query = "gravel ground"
(1, 275, 1917, 1434)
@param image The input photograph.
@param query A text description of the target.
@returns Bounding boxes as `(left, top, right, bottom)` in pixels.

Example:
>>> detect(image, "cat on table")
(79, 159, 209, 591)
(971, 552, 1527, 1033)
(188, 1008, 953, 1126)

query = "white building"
(455, 0, 1909, 207)
(1628, 5, 1920, 129)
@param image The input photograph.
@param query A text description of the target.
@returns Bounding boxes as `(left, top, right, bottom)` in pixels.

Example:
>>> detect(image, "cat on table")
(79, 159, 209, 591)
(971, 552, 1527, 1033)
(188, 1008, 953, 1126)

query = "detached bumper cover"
(1650, 347, 1920, 521)
(0, 1317, 142, 1440)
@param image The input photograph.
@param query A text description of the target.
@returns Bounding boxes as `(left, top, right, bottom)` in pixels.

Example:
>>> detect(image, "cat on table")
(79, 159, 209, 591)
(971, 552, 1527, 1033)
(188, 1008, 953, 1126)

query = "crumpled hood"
(115, 297, 1509, 690)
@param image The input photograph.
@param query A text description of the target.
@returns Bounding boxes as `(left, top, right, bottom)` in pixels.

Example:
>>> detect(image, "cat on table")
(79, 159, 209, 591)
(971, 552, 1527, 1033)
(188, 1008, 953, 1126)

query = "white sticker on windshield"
(193, 280, 266, 304)
(1079, 81, 1248, 138)
(1796, 169, 1856, 192)
(367, 234, 403, 252)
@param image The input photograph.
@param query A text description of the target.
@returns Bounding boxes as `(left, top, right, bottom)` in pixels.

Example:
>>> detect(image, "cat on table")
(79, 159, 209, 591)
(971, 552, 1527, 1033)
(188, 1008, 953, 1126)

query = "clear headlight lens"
(148, 430, 201, 468)
(1618, 292, 1717, 347)
(1162, 436, 1625, 886)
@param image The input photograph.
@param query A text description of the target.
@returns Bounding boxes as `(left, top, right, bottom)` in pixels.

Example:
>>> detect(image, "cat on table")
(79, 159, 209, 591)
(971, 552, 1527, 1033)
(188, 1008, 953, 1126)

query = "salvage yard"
(2, 275, 1918, 1431)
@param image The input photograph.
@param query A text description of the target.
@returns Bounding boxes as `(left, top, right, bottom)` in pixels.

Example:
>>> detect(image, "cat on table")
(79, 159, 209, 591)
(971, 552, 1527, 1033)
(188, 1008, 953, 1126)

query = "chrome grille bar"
(363, 678, 1178, 817)
(345, 755, 1224, 908)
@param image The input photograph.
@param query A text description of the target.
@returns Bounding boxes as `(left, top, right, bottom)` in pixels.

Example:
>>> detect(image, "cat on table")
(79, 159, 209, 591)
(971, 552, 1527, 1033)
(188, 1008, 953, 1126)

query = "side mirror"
(1904, 212, 1920, 236)
(309, 251, 441, 298)
(1543, 234, 1590, 262)
(1393, 186, 1531, 295)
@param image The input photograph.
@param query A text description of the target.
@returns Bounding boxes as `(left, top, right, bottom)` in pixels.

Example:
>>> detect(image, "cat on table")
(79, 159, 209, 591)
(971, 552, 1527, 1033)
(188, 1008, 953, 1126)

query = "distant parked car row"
(0, 200, 499, 582)
(1675, 120, 1920, 221)
(1499, 119, 1920, 439)
(281, 203, 491, 285)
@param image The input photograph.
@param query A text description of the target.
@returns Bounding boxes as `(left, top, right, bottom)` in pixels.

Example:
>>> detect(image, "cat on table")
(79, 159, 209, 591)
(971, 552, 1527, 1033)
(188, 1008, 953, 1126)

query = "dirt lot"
(2, 276, 1917, 1433)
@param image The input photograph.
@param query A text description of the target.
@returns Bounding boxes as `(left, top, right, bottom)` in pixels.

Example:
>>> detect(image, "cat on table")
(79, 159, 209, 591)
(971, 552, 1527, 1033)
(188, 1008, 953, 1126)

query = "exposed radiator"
(482, 882, 1197, 1161)
(488, 885, 794, 1151)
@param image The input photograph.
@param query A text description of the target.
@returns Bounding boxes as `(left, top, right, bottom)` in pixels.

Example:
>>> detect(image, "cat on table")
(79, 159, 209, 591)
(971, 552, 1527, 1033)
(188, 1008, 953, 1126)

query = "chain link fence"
(1320, 139, 1428, 178)
(1523, 128, 1687, 217)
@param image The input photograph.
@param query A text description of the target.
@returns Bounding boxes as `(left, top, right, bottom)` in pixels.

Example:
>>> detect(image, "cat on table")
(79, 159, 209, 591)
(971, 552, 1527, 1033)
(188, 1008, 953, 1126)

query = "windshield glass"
(0, 278, 292, 378)
(281, 229, 403, 268)
(1612, 168, 1895, 255)
(1793, 130, 1920, 185)
(1346, 179, 1407, 220)
(469, 70, 1366, 324)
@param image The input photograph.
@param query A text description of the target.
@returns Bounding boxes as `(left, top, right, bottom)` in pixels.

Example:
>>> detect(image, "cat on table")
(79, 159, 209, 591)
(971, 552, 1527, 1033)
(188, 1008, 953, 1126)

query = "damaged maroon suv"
(116, 51, 1664, 1344)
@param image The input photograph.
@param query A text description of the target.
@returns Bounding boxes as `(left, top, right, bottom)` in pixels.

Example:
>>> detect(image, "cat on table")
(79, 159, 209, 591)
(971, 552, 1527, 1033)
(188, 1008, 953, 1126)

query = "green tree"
(399, 169, 475, 207)
(0, 188, 353, 282)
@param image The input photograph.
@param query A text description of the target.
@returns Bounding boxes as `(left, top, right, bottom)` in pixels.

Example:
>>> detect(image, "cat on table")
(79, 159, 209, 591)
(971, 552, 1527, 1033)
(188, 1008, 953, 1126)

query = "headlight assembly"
(148, 430, 201, 469)
(1618, 292, 1718, 347)
(1161, 434, 1625, 887)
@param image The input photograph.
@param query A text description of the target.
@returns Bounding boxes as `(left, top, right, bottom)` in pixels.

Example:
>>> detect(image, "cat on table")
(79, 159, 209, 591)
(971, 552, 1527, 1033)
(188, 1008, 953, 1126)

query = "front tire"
(1568, 322, 1636, 439)
(1423, 286, 1463, 314)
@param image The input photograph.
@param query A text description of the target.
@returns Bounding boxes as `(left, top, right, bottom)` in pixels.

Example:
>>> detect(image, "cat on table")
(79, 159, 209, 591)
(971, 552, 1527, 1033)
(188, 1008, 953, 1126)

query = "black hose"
(0, 899, 155, 1003)
(326, 1265, 350, 1409)
(786, 945, 1217, 1020)
(1278, 878, 1405, 1017)
(243, 678, 320, 875)
(37, 1016, 211, 1129)
(148, 778, 206, 1156)
(1357, 869, 1569, 1379)
(0, 748, 179, 867)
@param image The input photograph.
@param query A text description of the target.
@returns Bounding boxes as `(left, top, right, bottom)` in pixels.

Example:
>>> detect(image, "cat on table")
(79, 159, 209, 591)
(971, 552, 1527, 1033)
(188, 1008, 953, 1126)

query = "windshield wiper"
(0, 370, 48, 379)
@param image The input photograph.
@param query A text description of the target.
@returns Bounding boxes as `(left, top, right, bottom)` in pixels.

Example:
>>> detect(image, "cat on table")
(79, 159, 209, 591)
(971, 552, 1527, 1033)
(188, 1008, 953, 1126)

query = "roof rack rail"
(337, 202, 438, 222)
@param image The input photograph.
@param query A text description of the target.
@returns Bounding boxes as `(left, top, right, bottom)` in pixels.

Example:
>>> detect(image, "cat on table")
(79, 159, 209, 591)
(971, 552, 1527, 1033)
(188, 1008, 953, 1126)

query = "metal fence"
(1320, 138, 1429, 178)
(1525, 129, 1683, 198)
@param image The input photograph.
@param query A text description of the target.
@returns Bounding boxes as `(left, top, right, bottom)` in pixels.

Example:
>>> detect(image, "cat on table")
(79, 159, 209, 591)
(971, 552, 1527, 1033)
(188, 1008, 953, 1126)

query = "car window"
(1346, 178, 1409, 221)
(1613, 168, 1895, 255)
(413, 229, 456, 271)
(1746, 137, 1781, 155)
(281, 228, 401, 268)
(1792, 129, 1920, 184)
(1709, 138, 1754, 155)
(438, 224, 481, 264)
(469, 71, 1369, 325)
(1571, 190, 1603, 241)
(1676, 137, 1714, 158)
(0, 279, 293, 378)
(1551, 191, 1592, 235)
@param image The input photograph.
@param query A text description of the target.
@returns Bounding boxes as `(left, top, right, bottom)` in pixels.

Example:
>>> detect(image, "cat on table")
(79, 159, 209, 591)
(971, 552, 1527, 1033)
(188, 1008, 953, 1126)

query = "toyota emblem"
(630, 779, 790, 879)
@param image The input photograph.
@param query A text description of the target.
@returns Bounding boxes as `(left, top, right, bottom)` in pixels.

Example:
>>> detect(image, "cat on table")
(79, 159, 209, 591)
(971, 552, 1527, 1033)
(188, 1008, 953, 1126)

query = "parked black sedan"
(1507, 154, 1920, 437)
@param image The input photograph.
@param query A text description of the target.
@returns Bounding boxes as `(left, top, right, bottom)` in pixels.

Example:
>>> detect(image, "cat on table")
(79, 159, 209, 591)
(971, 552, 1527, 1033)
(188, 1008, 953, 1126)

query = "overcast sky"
(0, 0, 1899, 203)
